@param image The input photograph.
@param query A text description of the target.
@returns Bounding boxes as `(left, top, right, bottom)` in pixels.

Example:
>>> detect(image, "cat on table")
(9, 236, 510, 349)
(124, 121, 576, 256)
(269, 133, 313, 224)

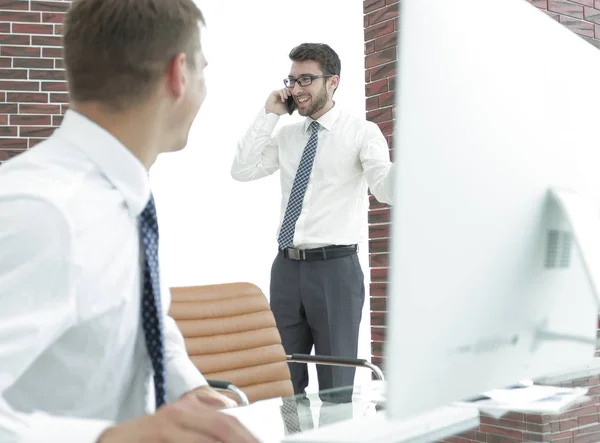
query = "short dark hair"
(63, 0, 205, 111)
(289, 43, 341, 77)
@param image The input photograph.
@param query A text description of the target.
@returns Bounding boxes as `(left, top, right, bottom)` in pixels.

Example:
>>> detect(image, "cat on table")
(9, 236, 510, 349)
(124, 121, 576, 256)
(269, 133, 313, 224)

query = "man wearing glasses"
(231, 43, 394, 402)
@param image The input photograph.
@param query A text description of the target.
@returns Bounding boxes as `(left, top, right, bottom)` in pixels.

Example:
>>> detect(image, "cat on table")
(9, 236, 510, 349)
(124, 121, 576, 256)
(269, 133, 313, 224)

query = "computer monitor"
(386, 0, 600, 420)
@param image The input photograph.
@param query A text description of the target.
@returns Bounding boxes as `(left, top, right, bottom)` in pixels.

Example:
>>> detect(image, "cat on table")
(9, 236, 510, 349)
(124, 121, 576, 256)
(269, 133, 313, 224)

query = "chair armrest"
(286, 353, 385, 381)
(207, 379, 250, 406)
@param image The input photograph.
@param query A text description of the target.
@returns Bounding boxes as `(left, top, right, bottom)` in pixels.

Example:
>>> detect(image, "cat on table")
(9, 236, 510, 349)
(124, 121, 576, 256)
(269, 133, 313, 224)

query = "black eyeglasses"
(284, 74, 332, 88)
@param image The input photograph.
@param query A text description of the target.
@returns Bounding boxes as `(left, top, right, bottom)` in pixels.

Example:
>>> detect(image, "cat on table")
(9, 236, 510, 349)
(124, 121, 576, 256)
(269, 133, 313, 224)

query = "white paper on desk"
(221, 397, 286, 443)
(454, 386, 589, 417)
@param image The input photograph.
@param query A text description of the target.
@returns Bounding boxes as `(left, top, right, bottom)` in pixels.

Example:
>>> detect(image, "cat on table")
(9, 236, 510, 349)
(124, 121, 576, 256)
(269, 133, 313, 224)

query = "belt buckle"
(287, 248, 305, 260)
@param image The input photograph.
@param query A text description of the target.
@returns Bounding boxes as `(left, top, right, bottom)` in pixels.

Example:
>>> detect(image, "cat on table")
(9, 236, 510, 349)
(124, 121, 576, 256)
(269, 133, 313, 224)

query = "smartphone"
(286, 96, 296, 115)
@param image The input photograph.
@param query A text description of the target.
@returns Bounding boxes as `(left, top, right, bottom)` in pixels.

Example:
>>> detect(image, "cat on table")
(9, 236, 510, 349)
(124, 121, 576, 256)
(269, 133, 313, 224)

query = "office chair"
(169, 282, 384, 405)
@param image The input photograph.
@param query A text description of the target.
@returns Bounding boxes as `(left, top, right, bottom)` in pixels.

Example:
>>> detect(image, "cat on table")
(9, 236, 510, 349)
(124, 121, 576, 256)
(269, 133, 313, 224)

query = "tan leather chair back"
(169, 282, 294, 403)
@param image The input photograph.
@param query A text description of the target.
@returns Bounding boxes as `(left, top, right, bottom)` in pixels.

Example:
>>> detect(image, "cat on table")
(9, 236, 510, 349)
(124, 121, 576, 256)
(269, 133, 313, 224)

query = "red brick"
(366, 96, 379, 111)
(31, 35, 62, 46)
(54, 58, 63, 69)
(371, 326, 386, 342)
(7, 92, 48, 103)
(559, 15, 596, 36)
(10, 114, 51, 125)
(0, 150, 26, 162)
(28, 138, 45, 148)
(0, 23, 9, 33)
(41, 82, 67, 91)
(0, 33, 30, 45)
(0, 0, 29, 10)
(369, 61, 396, 81)
(367, 106, 393, 124)
(365, 47, 396, 69)
(364, 0, 385, 14)
(29, 69, 65, 80)
(52, 114, 63, 125)
(0, 81, 39, 91)
(41, 47, 62, 58)
(370, 267, 388, 282)
(365, 20, 395, 41)
(0, 68, 27, 79)
(61, 103, 69, 113)
(369, 282, 387, 297)
(584, 6, 600, 23)
(50, 92, 68, 103)
(12, 23, 54, 34)
(379, 91, 395, 107)
(54, 24, 63, 35)
(368, 208, 390, 224)
(369, 223, 390, 239)
(548, 0, 584, 18)
(0, 46, 41, 58)
(13, 58, 54, 69)
(370, 253, 389, 268)
(0, 115, 7, 125)
(388, 75, 397, 91)
(532, 0, 549, 7)
(479, 424, 523, 440)
(19, 104, 59, 114)
(31, 1, 71, 12)
(0, 58, 10, 68)
(365, 40, 375, 55)
(19, 126, 56, 137)
(0, 126, 18, 136)
(374, 32, 397, 51)
(0, 104, 18, 113)
(0, 11, 41, 22)
(365, 79, 388, 97)
(0, 138, 27, 150)
(42, 12, 65, 23)
(370, 297, 387, 313)
(370, 312, 386, 326)
(571, 0, 594, 6)
(366, 3, 398, 26)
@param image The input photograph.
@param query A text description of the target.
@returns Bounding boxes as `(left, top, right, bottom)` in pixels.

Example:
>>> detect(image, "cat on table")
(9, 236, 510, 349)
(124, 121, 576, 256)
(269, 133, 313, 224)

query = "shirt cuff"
(259, 107, 280, 134)
(22, 412, 113, 443)
(166, 355, 208, 402)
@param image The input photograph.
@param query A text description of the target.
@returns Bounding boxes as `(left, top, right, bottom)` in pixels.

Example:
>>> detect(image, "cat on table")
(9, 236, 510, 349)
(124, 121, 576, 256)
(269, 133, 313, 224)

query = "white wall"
(150, 0, 372, 390)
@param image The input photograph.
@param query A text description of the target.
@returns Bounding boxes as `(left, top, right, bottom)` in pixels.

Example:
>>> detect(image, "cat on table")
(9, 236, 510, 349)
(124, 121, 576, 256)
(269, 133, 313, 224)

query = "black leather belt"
(282, 244, 358, 261)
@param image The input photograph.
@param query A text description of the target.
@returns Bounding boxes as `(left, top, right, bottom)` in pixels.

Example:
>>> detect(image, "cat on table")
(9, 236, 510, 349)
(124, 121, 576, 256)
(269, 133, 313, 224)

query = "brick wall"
(364, 0, 600, 441)
(0, 0, 70, 166)
(364, 0, 398, 371)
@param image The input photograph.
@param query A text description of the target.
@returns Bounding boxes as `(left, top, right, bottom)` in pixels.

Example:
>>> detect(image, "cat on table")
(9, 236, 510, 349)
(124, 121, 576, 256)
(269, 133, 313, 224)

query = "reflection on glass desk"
(222, 381, 480, 443)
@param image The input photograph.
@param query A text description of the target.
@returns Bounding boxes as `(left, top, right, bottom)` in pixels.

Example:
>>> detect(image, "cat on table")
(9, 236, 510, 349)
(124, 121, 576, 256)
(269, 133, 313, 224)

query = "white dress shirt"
(0, 110, 206, 443)
(231, 104, 394, 248)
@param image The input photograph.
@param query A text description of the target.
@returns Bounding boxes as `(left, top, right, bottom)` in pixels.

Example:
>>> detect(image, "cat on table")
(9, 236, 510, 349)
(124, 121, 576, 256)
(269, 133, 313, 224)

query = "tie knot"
(309, 121, 320, 133)
(141, 193, 156, 220)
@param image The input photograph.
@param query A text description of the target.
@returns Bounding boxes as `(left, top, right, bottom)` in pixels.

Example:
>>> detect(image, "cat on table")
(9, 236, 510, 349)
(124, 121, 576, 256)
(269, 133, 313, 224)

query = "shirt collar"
(55, 110, 150, 217)
(304, 102, 341, 133)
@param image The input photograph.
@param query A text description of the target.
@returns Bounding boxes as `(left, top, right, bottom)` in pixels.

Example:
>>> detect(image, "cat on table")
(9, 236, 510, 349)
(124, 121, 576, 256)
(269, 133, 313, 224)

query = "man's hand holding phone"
(265, 88, 295, 115)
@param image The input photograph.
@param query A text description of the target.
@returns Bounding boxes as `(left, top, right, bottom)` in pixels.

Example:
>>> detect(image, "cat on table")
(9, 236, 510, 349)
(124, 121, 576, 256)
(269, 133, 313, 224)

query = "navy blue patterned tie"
(278, 121, 320, 249)
(139, 193, 166, 409)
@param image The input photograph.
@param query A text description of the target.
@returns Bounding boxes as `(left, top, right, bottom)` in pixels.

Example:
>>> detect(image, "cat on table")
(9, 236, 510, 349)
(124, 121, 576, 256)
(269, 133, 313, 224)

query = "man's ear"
(166, 53, 188, 100)
(329, 75, 340, 91)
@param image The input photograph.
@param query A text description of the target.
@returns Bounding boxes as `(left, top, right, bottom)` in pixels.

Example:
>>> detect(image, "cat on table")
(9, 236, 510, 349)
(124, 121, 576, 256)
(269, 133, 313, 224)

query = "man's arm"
(0, 197, 114, 443)
(360, 122, 395, 205)
(163, 313, 208, 402)
(230, 108, 281, 182)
